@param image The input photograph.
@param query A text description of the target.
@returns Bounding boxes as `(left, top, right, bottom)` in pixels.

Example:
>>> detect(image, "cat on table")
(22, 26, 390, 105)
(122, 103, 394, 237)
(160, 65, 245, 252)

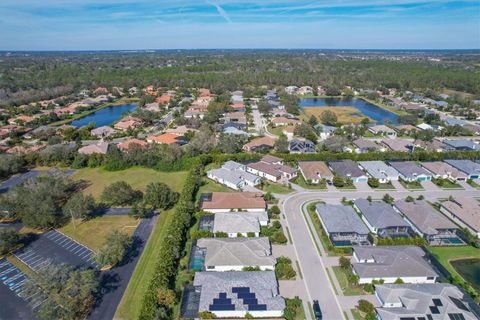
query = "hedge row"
(138, 164, 202, 319)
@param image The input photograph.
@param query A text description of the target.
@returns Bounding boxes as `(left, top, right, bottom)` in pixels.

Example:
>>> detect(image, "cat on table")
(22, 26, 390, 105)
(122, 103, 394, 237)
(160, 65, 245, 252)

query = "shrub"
(367, 177, 380, 188)
(101, 181, 142, 206)
(283, 297, 302, 320)
(275, 256, 296, 280)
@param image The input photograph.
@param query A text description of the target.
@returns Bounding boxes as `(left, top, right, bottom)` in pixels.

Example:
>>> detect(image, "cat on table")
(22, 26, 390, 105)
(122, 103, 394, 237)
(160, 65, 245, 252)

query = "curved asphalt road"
(281, 187, 480, 320)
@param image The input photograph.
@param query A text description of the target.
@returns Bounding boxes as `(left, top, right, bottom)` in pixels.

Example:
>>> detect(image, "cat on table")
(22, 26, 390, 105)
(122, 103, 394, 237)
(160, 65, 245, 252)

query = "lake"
(70, 104, 137, 128)
(299, 97, 398, 124)
(451, 258, 480, 291)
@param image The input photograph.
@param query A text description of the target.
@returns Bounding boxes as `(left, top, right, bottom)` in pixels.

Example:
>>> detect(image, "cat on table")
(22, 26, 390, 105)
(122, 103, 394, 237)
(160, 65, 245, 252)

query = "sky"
(0, 0, 479, 50)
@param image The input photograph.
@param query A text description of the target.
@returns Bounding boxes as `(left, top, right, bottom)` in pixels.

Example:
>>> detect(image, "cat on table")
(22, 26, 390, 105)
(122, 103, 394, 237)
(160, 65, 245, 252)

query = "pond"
(299, 97, 398, 124)
(70, 104, 137, 128)
(451, 258, 480, 291)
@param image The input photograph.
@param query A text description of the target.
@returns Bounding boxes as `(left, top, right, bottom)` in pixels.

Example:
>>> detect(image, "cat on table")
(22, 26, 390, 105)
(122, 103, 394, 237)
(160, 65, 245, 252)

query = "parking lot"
(0, 259, 40, 319)
(15, 230, 98, 271)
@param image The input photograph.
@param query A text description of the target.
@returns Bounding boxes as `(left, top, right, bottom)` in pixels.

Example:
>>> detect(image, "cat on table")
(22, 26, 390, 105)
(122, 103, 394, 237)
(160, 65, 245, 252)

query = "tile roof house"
(144, 102, 161, 112)
(368, 125, 397, 138)
(420, 161, 468, 181)
(393, 200, 462, 245)
(352, 139, 385, 153)
(354, 199, 411, 238)
(212, 212, 268, 237)
(358, 161, 399, 183)
(242, 137, 276, 152)
(443, 159, 480, 180)
(288, 138, 316, 154)
(200, 192, 266, 213)
(352, 246, 438, 284)
(298, 161, 333, 183)
(193, 271, 285, 318)
(375, 283, 480, 320)
(165, 125, 199, 136)
(117, 138, 148, 151)
(439, 197, 480, 239)
(78, 141, 109, 155)
(246, 156, 297, 182)
(328, 160, 368, 183)
(381, 138, 413, 152)
(195, 237, 275, 271)
(146, 133, 185, 145)
(207, 161, 261, 190)
(90, 126, 116, 138)
(114, 116, 142, 131)
(316, 204, 370, 246)
(389, 161, 432, 182)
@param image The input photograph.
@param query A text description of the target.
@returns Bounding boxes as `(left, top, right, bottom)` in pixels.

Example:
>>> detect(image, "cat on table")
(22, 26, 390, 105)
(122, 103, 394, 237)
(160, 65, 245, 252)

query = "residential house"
(156, 94, 171, 105)
(271, 117, 301, 126)
(207, 161, 260, 190)
(200, 192, 266, 213)
(443, 159, 480, 180)
(464, 123, 480, 135)
(315, 124, 336, 140)
(393, 200, 462, 245)
(114, 116, 142, 131)
(352, 246, 438, 284)
(282, 126, 295, 140)
(242, 136, 276, 152)
(165, 125, 198, 136)
(297, 86, 313, 95)
(117, 138, 148, 151)
(393, 124, 417, 135)
(375, 284, 479, 320)
(357, 161, 399, 183)
(316, 204, 370, 246)
(90, 126, 116, 138)
(78, 141, 109, 155)
(443, 139, 479, 151)
(381, 138, 413, 152)
(144, 102, 161, 112)
(328, 160, 368, 183)
(212, 212, 267, 237)
(421, 161, 468, 181)
(146, 133, 185, 145)
(224, 112, 247, 125)
(443, 117, 466, 126)
(354, 199, 411, 238)
(288, 138, 315, 154)
(439, 197, 480, 238)
(193, 271, 285, 318)
(369, 125, 397, 138)
(223, 127, 248, 136)
(410, 139, 446, 152)
(297, 161, 333, 184)
(352, 139, 385, 153)
(284, 86, 298, 95)
(246, 155, 297, 182)
(389, 161, 432, 182)
(194, 237, 275, 271)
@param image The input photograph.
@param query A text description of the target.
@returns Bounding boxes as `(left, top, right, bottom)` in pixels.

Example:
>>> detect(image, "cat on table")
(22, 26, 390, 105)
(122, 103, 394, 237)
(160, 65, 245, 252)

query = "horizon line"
(1, 48, 480, 52)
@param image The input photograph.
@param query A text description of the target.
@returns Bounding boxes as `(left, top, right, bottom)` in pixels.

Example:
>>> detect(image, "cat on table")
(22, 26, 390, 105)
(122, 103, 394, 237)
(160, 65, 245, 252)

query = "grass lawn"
(335, 184, 356, 191)
(262, 181, 294, 194)
(293, 174, 327, 190)
(266, 125, 285, 137)
(427, 246, 480, 283)
(467, 179, 480, 189)
(399, 179, 424, 190)
(196, 179, 232, 201)
(115, 209, 173, 320)
(332, 266, 368, 296)
(351, 309, 365, 320)
(303, 106, 371, 124)
(7, 256, 32, 276)
(72, 167, 187, 199)
(432, 178, 463, 189)
(59, 215, 139, 251)
(376, 182, 396, 190)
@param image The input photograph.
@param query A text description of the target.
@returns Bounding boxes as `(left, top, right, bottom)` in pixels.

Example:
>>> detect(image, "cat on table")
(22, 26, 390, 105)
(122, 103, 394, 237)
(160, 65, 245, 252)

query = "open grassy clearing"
(115, 208, 173, 320)
(72, 167, 187, 199)
(196, 178, 232, 201)
(427, 246, 480, 283)
(303, 106, 371, 124)
(266, 125, 285, 137)
(59, 215, 138, 251)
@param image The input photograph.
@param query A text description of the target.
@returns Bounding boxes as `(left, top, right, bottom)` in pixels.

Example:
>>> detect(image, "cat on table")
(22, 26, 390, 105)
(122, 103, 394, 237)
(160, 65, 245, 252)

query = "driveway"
(88, 214, 158, 320)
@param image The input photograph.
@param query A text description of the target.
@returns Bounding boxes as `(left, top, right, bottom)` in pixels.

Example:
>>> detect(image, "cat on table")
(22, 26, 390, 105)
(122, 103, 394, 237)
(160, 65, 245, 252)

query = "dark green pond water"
(451, 258, 480, 291)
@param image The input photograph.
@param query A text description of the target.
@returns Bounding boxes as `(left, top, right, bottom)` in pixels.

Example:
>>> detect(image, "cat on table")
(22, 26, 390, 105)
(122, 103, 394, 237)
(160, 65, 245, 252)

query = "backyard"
(72, 167, 187, 199)
(262, 181, 294, 194)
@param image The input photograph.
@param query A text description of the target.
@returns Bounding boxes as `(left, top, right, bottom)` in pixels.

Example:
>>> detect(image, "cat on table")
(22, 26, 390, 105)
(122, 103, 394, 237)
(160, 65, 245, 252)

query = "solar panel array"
(448, 314, 466, 320)
(232, 287, 267, 311)
(209, 292, 235, 311)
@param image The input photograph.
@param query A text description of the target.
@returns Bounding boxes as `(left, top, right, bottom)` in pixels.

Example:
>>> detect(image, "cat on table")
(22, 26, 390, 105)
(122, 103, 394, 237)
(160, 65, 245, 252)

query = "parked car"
(313, 300, 322, 320)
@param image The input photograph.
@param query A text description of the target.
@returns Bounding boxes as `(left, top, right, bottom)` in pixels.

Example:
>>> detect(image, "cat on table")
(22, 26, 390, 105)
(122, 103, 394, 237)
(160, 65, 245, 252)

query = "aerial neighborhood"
(0, 51, 479, 320)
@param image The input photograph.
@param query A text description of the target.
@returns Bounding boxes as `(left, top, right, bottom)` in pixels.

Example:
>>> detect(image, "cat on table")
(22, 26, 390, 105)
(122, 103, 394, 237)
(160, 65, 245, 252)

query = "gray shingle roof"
(328, 160, 366, 178)
(213, 212, 267, 234)
(354, 199, 409, 229)
(375, 283, 479, 320)
(358, 161, 399, 180)
(389, 161, 431, 179)
(444, 159, 480, 176)
(393, 200, 457, 235)
(316, 204, 369, 235)
(196, 237, 275, 268)
(193, 271, 285, 313)
(352, 246, 438, 279)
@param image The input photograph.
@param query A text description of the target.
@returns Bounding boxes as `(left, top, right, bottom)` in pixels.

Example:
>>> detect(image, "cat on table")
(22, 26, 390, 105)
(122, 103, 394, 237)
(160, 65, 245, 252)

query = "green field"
(59, 215, 138, 251)
(72, 167, 187, 199)
(115, 208, 173, 320)
(427, 246, 480, 282)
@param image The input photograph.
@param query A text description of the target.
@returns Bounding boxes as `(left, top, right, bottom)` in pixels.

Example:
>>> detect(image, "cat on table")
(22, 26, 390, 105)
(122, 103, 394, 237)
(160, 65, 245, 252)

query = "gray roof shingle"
(316, 204, 369, 235)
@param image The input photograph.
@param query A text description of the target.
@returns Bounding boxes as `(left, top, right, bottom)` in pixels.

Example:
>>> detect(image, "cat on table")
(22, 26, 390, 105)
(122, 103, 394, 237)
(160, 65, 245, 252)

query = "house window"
(427, 277, 435, 280)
